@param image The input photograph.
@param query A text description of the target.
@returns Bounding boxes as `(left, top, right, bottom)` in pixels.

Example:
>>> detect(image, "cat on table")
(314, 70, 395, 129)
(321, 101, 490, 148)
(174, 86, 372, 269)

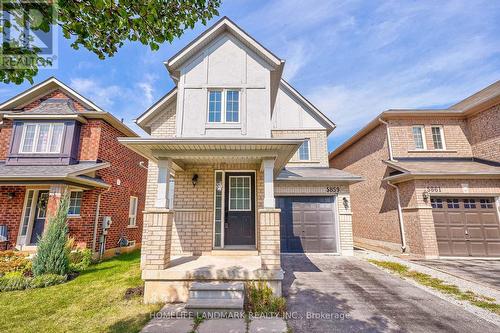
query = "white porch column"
(156, 159, 172, 208)
(262, 158, 275, 208)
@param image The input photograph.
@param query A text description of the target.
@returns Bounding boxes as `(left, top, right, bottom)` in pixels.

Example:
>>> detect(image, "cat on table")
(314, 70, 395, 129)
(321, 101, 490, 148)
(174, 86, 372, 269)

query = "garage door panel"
(278, 196, 337, 253)
(432, 197, 500, 257)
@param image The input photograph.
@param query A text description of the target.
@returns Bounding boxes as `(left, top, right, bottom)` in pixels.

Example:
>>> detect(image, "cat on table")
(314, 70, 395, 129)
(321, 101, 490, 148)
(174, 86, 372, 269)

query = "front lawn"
(0, 250, 162, 333)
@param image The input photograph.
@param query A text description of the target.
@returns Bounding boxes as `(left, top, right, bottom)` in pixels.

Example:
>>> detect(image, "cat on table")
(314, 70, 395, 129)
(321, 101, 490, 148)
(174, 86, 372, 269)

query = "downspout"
(387, 181, 407, 253)
(91, 193, 102, 254)
(378, 118, 395, 161)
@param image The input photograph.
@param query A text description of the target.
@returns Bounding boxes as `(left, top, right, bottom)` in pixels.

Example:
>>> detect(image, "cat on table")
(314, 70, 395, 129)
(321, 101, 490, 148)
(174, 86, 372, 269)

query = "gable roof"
(0, 77, 138, 137)
(135, 86, 177, 134)
(166, 16, 284, 76)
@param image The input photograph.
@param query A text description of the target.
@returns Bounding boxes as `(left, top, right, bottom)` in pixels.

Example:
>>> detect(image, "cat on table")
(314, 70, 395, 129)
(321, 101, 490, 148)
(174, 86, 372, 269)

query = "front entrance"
(432, 197, 500, 257)
(29, 190, 49, 244)
(224, 172, 256, 246)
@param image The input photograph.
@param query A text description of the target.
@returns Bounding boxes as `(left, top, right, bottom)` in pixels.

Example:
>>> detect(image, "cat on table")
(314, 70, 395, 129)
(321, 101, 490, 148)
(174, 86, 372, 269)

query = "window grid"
(298, 139, 310, 161)
(447, 199, 459, 209)
(431, 198, 443, 209)
(20, 123, 64, 153)
(412, 126, 425, 149)
(207, 89, 240, 123)
(431, 126, 444, 150)
(128, 196, 138, 226)
(68, 191, 82, 216)
(229, 176, 251, 211)
(463, 199, 476, 209)
(480, 199, 493, 209)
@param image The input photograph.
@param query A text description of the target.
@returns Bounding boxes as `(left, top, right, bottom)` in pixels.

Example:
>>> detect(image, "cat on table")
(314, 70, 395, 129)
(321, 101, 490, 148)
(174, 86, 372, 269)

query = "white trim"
(128, 196, 139, 226)
(228, 175, 252, 211)
(430, 125, 446, 150)
(19, 122, 64, 154)
(213, 170, 225, 249)
(135, 88, 177, 126)
(68, 190, 83, 218)
(411, 125, 427, 150)
(297, 139, 311, 161)
(207, 89, 241, 124)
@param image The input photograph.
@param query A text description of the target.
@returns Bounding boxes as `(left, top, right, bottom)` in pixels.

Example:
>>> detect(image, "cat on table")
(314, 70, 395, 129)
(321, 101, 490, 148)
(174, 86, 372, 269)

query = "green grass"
(369, 259, 500, 315)
(0, 250, 162, 333)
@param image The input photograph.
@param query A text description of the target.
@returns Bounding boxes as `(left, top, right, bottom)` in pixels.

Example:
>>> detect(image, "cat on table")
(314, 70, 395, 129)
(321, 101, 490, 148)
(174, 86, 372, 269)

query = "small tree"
(32, 192, 71, 276)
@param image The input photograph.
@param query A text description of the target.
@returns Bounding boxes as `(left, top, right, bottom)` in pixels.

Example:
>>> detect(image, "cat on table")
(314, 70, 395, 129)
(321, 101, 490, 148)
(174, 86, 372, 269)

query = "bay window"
(20, 122, 64, 153)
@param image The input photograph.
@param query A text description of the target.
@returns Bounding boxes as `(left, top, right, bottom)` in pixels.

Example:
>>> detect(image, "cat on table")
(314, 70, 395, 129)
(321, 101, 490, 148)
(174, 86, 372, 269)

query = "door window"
(228, 176, 251, 211)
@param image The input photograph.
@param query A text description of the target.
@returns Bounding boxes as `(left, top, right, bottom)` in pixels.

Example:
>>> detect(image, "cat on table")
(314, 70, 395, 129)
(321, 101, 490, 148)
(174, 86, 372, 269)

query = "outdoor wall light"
(6, 192, 15, 200)
(343, 197, 349, 209)
(422, 191, 429, 201)
(192, 174, 199, 187)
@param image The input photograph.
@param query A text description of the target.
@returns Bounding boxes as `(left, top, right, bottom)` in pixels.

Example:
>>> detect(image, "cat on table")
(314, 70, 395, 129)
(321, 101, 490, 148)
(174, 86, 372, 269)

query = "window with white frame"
(431, 126, 445, 150)
(208, 89, 240, 123)
(229, 176, 251, 211)
(298, 139, 310, 161)
(68, 191, 82, 216)
(412, 126, 426, 150)
(20, 122, 64, 153)
(128, 196, 138, 226)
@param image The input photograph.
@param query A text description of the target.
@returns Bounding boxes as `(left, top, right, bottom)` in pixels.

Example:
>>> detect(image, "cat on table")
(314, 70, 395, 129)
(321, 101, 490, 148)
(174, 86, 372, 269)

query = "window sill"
(127, 225, 138, 229)
(205, 123, 241, 129)
(68, 215, 81, 219)
(407, 149, 457, 153)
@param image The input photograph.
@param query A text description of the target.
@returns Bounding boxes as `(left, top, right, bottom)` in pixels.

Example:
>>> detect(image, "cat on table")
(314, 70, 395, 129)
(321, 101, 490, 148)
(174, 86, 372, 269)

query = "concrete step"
(185, 298, 244, 312)
(209, 249, 259, 256)
(189, 282, 245, 300)
(190, 282, 244, 291)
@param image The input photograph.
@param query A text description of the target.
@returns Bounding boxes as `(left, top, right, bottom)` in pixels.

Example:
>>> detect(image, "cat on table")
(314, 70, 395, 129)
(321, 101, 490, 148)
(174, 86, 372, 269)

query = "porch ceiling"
(118, 137, 303, 174)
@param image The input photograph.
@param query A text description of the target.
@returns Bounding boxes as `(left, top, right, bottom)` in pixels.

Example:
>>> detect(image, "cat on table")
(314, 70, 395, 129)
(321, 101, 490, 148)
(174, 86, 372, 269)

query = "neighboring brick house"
(0, 77, 147, 257)
(329, 81, 500, 259)
(119, 17, 361, 304)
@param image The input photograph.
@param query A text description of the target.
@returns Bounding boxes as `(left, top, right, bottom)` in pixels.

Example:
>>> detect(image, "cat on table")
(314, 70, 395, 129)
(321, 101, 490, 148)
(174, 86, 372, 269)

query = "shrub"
(69, 248, 93, 272)
(32, 193, 71, 276)
(30, 274, 67, 289)
(0, 272, 31, 291)
(245, 281, 287, 316)
(0, 251, 31, 276)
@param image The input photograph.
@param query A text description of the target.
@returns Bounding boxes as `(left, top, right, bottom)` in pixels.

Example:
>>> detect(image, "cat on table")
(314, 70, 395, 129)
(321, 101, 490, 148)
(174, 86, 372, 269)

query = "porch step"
(186, 282, 245, 315)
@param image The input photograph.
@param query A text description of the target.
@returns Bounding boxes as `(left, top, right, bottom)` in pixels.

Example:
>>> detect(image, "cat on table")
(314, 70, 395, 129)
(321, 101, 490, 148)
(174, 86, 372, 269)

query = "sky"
(1, 0, 500, 150)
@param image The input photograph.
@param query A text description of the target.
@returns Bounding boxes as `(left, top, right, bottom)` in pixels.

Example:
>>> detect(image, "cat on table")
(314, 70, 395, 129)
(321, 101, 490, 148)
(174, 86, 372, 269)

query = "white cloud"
(69, 78, 122, 109)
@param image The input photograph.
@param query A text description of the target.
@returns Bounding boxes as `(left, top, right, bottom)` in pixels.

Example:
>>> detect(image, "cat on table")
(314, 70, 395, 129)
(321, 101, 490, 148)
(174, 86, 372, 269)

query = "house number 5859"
(327, 186, 340, 193)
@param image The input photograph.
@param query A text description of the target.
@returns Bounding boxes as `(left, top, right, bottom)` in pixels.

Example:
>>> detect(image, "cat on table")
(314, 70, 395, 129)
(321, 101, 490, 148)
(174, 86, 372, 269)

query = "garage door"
(276, 196, 338, 253)
(432, 197, 500, 257)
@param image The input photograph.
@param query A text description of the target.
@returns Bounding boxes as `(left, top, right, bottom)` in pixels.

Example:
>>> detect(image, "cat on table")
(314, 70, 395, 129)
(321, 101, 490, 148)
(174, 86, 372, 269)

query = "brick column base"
(258, 208, 281, 270)
(141, 209, 174, 270)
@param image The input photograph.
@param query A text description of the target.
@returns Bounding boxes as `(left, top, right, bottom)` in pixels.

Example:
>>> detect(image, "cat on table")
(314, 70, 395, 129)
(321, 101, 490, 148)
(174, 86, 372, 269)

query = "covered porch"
(119, 138, 302, 303)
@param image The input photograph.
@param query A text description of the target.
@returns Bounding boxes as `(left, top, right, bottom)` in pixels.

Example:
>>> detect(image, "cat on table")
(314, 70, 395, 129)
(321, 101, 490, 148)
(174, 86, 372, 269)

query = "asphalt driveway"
(282, 254, 499, 333)
(412, 259, 500, 290)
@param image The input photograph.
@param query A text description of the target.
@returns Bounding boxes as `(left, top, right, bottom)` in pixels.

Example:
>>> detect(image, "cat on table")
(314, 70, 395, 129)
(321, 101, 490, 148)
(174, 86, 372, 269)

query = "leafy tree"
(1, 0, 221, 84)
(32, 192, 71, 276)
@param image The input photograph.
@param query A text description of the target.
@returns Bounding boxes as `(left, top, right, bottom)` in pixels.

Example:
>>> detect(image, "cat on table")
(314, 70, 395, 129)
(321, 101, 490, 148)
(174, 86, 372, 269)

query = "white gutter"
(91, 193, 102, 253)
(378, 118, 395, 161)
(387, 181, 407, 253)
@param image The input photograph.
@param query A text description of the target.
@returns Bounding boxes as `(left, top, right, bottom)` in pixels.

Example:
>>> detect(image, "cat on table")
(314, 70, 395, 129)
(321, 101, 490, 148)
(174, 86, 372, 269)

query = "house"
(0, 77, 148, 257)
(119, 17, 361, 304)
(329, 81, 500, 259)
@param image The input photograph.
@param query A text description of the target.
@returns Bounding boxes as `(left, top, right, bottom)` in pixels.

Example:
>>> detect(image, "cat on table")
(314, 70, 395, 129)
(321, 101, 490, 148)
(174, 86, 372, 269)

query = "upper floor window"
(412, 126, 426, 150)
(298, 139, 310, 161)
(431, 126, 445, 150)
(20, 122, 64, 153)
(208, 89, 240, 123)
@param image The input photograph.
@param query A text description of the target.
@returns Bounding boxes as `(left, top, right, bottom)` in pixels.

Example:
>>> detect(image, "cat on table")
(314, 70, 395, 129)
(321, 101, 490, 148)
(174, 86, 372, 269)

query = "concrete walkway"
(141, 304, 287, 333)
(282, 253, 500, 333)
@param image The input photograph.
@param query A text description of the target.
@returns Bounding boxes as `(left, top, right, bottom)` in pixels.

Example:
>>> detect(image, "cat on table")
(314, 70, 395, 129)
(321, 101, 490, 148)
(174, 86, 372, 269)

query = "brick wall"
(0, 187, 26, 249)
(388, 117, 473, 158)
(466, 103, 500, 162)
(272, 130, 329, 167)
(330, 124, 403, 250)
(149, 102, 176, 137)
(0, 119, 13, 160)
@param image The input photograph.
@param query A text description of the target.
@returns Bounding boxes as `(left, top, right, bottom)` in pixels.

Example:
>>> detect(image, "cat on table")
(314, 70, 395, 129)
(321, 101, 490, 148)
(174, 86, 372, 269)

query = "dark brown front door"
(432, 197, 500, 257)
(224, 172, 255, 246)
(30, 190, 49, 245)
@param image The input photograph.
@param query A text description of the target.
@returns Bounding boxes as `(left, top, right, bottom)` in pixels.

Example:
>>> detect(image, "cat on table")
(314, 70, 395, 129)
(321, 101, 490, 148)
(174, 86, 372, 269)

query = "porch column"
(141, 158, 174, 271)
(46, 184, 69, 224)
(156, 159, 172, 208)
(262, 158, 275, 208)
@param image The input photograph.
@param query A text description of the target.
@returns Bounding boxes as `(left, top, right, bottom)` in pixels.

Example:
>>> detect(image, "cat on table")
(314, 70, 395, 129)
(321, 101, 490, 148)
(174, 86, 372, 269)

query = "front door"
(224, 172, 255, 246)
(30, 190, 49, 245)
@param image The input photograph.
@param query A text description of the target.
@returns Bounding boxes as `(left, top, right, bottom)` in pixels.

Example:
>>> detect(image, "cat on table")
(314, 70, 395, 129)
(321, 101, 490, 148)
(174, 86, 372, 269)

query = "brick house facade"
(330, 81, 500, 258)
(0, 78, 147, 257)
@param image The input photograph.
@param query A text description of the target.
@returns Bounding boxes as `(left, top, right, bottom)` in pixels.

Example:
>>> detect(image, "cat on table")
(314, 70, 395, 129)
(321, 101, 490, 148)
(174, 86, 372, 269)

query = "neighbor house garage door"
(276, 196, 337, 253)
(432, 197, 500, 257)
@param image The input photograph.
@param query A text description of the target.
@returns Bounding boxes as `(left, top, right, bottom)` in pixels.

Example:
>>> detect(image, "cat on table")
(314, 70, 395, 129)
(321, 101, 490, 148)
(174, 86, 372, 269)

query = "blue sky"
(1, 0, 500, 150)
